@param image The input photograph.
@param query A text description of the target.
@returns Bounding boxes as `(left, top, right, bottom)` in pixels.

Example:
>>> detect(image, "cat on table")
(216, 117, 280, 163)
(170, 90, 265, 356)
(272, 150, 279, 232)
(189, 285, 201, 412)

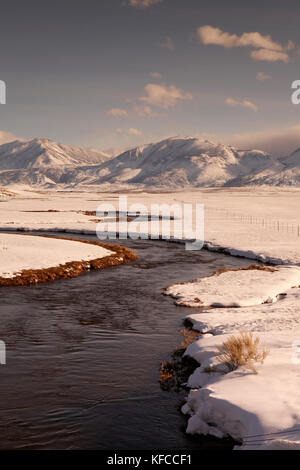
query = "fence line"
(206, 206, 300, 238)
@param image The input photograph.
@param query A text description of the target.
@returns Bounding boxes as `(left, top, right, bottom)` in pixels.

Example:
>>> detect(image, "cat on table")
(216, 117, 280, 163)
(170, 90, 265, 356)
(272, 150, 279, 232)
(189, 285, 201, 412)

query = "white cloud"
(134, 103, 156, 117)
(256, 71, 272, 81)
(139, 83, 192, 109)
(223, 124, 300, 157)
(128, 127, 142, 135)
(225, 98, 238, 107)
(116, 127, 142, 136)
(197, 25, 294, 63)
(250, 49, 290, 63)
(160, 36, 174, 50)
(107, 108, 128, 118)
(0, 130, 20, 145)
(225, 97, 258, 112)
(150, 72, 162, 78)
(197, 26, 284, 51)
(128, 0, 163, 8)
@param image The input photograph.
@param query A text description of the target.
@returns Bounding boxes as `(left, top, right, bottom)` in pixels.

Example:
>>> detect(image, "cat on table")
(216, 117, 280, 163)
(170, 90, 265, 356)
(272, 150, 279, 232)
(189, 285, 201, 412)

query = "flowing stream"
(0, 235, 252, 450)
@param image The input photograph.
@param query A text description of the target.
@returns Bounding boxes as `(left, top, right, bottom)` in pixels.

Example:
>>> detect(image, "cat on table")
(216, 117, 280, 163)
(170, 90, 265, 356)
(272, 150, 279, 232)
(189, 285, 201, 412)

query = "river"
(0, 236, 252, 450)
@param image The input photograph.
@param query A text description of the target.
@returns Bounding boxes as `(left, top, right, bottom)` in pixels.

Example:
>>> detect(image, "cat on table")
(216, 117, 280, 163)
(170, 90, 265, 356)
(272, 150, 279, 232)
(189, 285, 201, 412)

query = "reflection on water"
(0, 236, 252, 450)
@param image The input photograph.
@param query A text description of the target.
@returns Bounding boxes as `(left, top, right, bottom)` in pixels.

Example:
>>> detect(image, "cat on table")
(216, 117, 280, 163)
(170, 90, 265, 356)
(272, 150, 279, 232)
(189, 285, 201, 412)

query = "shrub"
(216, 331, 269, 374)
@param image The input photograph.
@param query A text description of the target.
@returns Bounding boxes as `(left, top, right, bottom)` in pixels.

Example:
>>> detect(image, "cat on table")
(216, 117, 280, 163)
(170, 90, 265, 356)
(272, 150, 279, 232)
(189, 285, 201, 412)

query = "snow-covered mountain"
(0, 135, 299, 188)
(0, 138, 110, 169)
(227, 147, 300, 187)
(78, 136, 277, 188)
(0, 138, 110, 187)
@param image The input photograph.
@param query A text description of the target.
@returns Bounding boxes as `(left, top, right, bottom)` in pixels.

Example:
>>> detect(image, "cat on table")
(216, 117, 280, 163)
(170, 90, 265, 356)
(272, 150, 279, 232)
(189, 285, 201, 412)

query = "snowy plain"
(165, 265, 300, 307)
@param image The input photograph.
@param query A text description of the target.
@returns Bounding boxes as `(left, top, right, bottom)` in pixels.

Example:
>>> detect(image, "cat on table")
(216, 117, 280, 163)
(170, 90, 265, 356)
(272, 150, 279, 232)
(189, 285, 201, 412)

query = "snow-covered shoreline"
(0, 233, 137, 286)
(163, 258, 300, 449)
(181, 328, 300, 450)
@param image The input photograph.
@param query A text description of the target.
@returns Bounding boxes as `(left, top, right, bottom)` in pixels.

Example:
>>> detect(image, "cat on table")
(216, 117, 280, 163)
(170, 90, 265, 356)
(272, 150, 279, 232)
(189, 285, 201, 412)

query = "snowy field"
(2, 187, 300, 449)
(2, 187, 300, 263)
(165, 265, 300, 307)
(0, 233, 112, 278)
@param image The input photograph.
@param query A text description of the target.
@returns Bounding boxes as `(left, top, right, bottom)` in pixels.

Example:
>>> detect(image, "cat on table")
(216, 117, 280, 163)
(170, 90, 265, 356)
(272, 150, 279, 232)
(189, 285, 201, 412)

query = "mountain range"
(0, 135, 299, 189)
(0, 138, 110, 187)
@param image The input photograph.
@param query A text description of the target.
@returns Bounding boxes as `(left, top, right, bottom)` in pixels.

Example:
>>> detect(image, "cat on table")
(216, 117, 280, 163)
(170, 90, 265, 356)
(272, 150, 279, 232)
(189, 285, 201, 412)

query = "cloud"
(107, 108, 128, 118)
(225, 97, 258, 112)
(256, 71, 272, 81)
(139, 83, 192, 109)
(223, 124, 300, 157)
(128, 127, 142, 135)
(197, 25, 284, 51)
(197, 25, 294, 63)
(0, 130, 20, 144)
(133, 103, 156, 117)
(128, 0, 163, 8)
(160, 36, 174, 50)
(250, 49, 290, 63)
(116, 127, 142, 136)
(150, 72, 162, 78)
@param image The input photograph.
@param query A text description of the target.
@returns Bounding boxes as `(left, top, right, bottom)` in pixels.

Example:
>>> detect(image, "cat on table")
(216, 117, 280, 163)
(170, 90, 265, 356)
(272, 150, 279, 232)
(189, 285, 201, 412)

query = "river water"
(0, 236, 252, 450)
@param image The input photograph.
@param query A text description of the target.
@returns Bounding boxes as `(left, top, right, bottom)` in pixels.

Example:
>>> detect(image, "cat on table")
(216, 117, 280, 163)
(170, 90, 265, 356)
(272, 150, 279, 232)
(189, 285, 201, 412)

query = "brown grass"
(159, 360, 175, 383)
(214, 264, 277, 276)
(81, 210, 97, 216)
(216, 331, 269, 374)
(0, 235, 137, 287)
(80, 210, 133, 221)
(22, 210, 60, 213)
(178, 328, 201, 351)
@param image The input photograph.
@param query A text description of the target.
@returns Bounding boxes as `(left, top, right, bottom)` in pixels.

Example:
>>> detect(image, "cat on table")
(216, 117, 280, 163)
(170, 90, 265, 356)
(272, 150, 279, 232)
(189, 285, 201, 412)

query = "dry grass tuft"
(159, 360, 175, 383)
(177, 328, 201, 351)
(216, 331, 269, 374)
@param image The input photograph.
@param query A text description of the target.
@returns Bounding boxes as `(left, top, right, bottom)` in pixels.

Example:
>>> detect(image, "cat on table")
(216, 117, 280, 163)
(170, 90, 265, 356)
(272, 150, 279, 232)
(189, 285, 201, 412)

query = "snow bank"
(181, 280, 300, 449)
(166, 265, 300, 307)
(0, 233, 112, 278)
(163, 237, 300, 450)
(186, 287, 300, 335)
(183, 331, 300, 449)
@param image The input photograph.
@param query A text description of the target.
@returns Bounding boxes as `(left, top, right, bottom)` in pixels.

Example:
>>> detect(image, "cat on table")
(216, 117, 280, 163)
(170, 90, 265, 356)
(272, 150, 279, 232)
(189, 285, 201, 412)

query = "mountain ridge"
(0, 135, 299, 188)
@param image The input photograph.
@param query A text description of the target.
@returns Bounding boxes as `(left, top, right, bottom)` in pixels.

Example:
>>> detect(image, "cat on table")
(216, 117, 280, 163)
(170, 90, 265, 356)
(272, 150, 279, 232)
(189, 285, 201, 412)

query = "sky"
(1, 0, 300, 156)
